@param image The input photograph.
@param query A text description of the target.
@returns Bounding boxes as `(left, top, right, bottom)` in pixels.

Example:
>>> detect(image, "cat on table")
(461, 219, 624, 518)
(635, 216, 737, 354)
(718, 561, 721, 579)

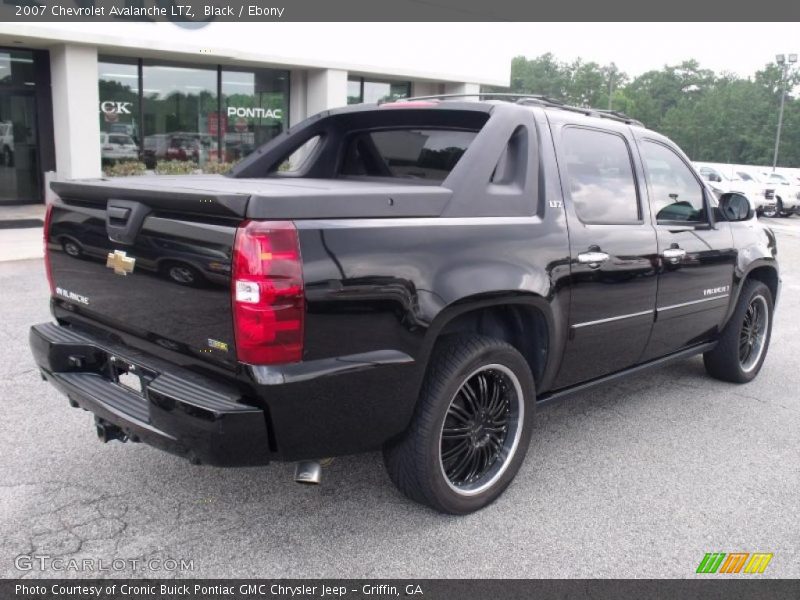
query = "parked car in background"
(100, 133, 139, 163)
(733, 169, 778, 217)
(142, 132, 216, 169)
(760, 171, 800, 217)
(694, 162, 776, 217)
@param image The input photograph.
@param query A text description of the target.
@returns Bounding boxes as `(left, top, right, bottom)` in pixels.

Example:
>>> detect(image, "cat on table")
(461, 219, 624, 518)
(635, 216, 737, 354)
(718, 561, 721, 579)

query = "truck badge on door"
(106, 250, 136, 276)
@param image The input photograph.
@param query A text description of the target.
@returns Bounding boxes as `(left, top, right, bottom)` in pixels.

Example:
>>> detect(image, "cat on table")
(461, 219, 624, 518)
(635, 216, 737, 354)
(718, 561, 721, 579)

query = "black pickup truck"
(30, 95, 779, 514)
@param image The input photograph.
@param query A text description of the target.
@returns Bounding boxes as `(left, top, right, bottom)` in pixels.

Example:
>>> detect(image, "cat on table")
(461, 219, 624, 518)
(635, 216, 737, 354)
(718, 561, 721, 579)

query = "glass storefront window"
(0, 49, 40, 202)
(364, 80, 410, 104)
(0, 50, 35, 87)
(98, 59, 140, 164)
(347, 77, 410, 105)
(142, 63, 217, 168)
(221, 68, 288, 163)
(347, 78, 362, 104)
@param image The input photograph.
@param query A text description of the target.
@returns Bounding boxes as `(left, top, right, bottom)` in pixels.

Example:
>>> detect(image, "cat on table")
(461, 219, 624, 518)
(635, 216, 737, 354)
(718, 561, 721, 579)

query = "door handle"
(662, 247, 686, 263)
(577, 251, 609, 267)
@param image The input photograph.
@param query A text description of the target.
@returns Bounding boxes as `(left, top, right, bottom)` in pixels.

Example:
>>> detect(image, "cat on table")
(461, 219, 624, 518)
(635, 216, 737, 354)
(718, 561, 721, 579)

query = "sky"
(7, 22, 800, 85)
(497, 22, 800, 78)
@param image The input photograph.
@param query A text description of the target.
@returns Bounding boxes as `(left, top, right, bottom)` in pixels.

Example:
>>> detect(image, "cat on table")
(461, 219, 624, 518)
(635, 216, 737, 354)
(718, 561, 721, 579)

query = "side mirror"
(709, 173, 722, 182)
(719, 192, 752, 222)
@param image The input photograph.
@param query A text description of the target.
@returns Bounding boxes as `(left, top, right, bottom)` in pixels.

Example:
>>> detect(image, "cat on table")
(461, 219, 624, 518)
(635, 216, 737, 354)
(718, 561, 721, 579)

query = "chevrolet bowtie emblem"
(106, 250, 136, 275)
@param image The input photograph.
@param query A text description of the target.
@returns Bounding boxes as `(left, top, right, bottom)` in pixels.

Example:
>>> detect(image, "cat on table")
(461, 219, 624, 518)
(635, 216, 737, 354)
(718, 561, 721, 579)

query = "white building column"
(49, 44, 101, 180)
(306, 69, 348, 117)
(288, 69, 308, 127)
(288, 68, 347, 127)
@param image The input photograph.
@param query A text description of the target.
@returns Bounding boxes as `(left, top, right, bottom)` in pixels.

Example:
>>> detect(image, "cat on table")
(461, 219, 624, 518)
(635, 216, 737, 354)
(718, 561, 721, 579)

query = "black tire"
(383, 334, 535, 514)
(704, 280, 773, 383)
(776, 198, 791, 218)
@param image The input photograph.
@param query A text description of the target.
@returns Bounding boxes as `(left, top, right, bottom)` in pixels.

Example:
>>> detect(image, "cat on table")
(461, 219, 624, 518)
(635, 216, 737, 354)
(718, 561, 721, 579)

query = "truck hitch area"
(95, 417, 128, 444)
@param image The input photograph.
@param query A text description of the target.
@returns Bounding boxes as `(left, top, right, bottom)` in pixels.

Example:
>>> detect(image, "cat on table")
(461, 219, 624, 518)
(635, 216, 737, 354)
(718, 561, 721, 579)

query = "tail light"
(231, 220, 304, 365)
(43, 203, 55, 295)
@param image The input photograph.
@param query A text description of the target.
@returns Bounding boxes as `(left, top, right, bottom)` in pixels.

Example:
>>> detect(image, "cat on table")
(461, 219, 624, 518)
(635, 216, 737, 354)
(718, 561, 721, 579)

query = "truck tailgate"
(48, 177, 247, 369)
(47, 175, 450, 368)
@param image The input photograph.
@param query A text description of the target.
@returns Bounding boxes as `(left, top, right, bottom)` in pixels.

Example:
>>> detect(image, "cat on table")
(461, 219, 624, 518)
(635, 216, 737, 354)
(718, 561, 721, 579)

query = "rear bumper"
(29, 322, 270, 467)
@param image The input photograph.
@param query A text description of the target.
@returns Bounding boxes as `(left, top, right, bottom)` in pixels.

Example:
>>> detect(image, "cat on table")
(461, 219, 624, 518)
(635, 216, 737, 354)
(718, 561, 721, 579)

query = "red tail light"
(43, 203, 55, 295)
(231, 220, 304, 365)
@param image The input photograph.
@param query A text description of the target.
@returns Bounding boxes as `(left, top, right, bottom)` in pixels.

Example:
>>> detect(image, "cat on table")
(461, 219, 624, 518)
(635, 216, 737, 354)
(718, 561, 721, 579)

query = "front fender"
(723, 223, 779, 327)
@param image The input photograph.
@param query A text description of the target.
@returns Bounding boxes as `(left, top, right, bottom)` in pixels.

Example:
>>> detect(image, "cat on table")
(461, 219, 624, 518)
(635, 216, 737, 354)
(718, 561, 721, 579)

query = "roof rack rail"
(395, 92, 563, 103)
(393, 92, 643, 127)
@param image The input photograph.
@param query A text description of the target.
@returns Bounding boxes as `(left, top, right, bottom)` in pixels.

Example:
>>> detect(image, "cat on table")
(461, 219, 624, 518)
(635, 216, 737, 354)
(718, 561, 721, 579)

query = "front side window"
(562, 127, 640, 224)
(641, 141, 706, 223)
(341, 129, 476, 182)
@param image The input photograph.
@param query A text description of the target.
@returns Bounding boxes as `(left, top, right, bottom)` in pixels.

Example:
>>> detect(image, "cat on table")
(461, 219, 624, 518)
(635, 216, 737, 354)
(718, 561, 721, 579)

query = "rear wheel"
(704, 280, 773, 383)
(383, 335, 535, 514)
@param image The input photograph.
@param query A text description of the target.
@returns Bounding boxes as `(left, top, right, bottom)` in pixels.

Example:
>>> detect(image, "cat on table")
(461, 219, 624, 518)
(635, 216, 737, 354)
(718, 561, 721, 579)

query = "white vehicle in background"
(733, 168, 779, 218)
(100, 132, 139, 163)
(693, 162, 776, 217)
(760, 170, 800, 217)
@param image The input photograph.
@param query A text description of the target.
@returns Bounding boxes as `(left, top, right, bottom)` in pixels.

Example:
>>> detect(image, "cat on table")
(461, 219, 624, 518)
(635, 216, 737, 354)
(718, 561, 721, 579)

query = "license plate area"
(108, 356, 154, 396)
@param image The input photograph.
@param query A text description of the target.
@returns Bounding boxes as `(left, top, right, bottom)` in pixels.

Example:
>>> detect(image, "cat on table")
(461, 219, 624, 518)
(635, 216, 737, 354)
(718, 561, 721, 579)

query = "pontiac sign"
(226, 107, 283, 120)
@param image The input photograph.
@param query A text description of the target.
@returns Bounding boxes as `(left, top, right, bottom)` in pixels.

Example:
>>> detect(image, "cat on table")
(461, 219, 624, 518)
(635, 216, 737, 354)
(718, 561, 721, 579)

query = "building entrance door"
(0, 91, 40, 203)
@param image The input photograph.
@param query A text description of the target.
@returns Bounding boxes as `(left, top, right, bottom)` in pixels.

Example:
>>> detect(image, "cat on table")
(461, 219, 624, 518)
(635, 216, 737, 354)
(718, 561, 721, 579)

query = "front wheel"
(383, 335, 535, 514)
(704, 280, 773, 383)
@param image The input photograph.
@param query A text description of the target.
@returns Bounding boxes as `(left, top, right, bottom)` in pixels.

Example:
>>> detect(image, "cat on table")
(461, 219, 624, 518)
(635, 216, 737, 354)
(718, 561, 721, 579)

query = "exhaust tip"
(294, 460, 322, 485)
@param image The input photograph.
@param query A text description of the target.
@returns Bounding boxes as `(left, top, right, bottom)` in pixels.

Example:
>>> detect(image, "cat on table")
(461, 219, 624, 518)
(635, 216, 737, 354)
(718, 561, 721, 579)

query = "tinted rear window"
(341, 129, 476, 182)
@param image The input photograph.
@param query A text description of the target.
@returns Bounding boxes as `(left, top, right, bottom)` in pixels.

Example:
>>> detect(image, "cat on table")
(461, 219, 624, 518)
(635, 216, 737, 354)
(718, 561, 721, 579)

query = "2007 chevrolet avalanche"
(30, 95, 779, 513)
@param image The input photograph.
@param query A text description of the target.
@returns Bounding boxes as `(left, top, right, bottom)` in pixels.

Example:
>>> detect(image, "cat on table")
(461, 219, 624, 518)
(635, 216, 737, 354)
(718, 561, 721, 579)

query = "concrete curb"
(0, 227, 44, 262)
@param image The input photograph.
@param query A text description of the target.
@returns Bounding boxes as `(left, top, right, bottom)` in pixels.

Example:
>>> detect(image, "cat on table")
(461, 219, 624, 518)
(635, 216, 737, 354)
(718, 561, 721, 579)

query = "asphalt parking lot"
(1, 218, 799, 579)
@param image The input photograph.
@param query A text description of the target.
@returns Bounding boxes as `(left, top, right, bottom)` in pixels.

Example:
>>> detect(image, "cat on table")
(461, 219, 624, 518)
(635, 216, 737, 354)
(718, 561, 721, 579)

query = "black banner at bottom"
(3, 579, 800, 600)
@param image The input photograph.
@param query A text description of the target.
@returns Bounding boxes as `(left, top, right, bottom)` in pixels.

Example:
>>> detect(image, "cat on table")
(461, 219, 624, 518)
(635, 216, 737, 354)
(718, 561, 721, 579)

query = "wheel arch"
(744, 264, 779, 305)
(417, 292, 564, 397)
(724, 261, 780, 328)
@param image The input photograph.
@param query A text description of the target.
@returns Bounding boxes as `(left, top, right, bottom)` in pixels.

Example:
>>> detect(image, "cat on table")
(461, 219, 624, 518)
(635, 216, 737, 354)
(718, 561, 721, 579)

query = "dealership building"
(0, 22, 509, 204)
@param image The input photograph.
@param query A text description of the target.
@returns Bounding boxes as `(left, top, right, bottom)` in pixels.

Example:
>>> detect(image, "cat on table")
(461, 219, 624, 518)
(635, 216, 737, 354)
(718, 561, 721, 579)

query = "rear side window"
(640, 141, 706, 223)
(562, 127, 640, 224)
(341, 129, 477, 182)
